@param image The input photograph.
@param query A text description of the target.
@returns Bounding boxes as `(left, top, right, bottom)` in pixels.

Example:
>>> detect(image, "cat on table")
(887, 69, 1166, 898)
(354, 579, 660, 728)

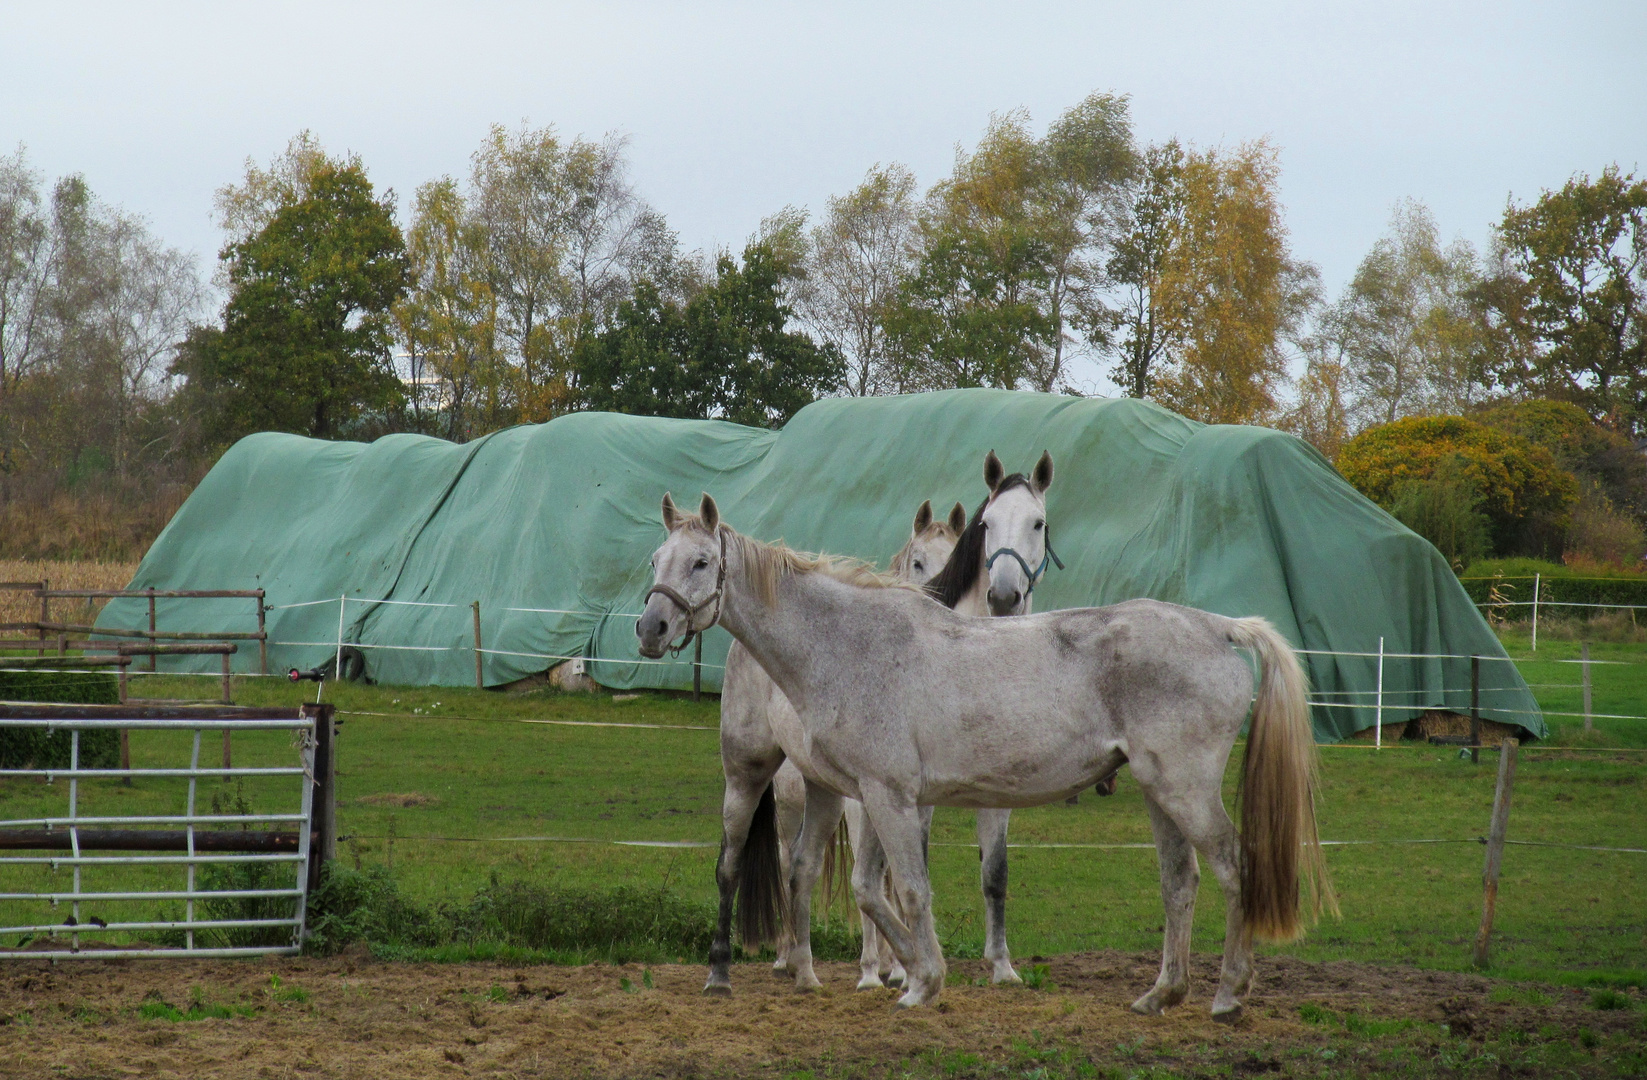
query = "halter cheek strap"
(645, 528, 728, 655)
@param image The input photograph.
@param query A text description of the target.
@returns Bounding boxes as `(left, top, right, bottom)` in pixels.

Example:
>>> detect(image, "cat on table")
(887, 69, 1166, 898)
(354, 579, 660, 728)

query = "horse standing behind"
(638, 493, 1335, 1017)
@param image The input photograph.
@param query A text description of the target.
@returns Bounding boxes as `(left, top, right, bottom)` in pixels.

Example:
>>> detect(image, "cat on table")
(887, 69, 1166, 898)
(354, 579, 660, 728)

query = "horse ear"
(983, 450, 1004, 492)
(1033, 451, 1054, 494)
(699, 492, 720, 531)
(661, 492, 679, 531)
(948, 502, 967, 534)
(913, 499, 933, 534)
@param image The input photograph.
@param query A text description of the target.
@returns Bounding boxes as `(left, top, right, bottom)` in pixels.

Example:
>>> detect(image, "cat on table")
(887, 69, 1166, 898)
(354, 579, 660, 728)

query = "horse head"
(638, 491, 726, 659)
(981, 450, 1055, 617)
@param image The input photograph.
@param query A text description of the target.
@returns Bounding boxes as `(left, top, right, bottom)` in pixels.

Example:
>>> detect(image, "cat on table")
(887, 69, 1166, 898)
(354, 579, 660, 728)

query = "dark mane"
(923, 473, 1030, 609)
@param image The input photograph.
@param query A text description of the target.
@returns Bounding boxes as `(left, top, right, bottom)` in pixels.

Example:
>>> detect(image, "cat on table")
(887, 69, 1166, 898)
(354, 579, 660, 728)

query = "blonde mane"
(671, 514, 922, 606)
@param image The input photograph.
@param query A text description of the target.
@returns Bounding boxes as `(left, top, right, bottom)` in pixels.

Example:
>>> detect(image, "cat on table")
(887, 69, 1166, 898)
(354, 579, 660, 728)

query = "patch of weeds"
(0, 1011, 32, 1027)
(486, 984, 508, 1003)
(71, 1004, 102, 1024)
(267, 975, 309, 1004)
(642, 968, 653, 989)
(619, 977, 637, 994)
(136, 987, 255, 1022)
(1591, 988, 1631, 1010)
(1298, 1002, 1337, 1026)
(1577, 1027, 1600, 1048)
(1489, 984, 1553, 1006)
(1020, 963, 1053, 990)
(918, 1048, 982, 1076)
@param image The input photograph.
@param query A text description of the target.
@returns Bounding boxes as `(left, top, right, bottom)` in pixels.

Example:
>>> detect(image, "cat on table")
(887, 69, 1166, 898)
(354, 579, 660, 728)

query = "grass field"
(3, 632, 1643, 989)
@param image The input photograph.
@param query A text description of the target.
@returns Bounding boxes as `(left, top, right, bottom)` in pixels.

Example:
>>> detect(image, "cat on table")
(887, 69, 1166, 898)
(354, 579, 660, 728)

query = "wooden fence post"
(472, 601, 483, 689)
(37, 581, 48, 658)
(1581, 641, 1592, 734)
(1473, 738, 1519, 967)
(306, 704, 337, 895)
(256, 590, 267, 676)
(147, 588, 157, 672)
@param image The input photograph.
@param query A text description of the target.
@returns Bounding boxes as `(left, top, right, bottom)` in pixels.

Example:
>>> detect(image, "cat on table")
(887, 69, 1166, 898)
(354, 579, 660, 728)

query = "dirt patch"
(356, 793, 441, 808)
(2, 951, 1639, 1078)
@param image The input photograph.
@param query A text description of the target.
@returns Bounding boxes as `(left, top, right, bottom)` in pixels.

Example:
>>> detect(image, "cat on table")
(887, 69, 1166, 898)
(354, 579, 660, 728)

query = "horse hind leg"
(770, 762, 806, 977)
(782, 780, 844, 992)
(1130, 793, 1198, 1016)
(1144, 779, 1253, 1020)
(976, 807, 1020, 984)
(706, 772, 782, 996)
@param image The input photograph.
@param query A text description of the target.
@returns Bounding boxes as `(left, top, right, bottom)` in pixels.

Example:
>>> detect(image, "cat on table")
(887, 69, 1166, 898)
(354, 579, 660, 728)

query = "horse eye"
(1034, 521, 1044, 531)
(913, 561, 924, 572)
(694, 558, 709, 570)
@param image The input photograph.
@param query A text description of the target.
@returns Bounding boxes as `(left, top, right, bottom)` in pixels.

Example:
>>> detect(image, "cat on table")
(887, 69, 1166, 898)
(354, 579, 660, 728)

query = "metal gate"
(0, 704, 334, 959)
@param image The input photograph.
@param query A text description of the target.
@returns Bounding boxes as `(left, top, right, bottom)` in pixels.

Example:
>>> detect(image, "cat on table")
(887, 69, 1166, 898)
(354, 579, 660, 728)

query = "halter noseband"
(984, 531, 1064, 596)
(646, 528, 728, 655)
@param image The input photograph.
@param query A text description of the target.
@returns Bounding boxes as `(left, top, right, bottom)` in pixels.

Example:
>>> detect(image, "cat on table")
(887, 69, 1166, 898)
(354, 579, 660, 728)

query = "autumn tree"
(1316, 200, 1491, 428)
(882, 94, 1135, 393)
(794, 163, 919, 396)
(397, 178, 505, 440)
(1490, 165, 1647, 434)
(181, 157, 407, 441)
(469, 124, 673, 420)
(1125, 140, 1315, 425)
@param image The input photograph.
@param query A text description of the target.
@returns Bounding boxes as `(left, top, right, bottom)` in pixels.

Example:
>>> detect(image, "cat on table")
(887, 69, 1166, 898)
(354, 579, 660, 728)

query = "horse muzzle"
(635, 594, 682, 659)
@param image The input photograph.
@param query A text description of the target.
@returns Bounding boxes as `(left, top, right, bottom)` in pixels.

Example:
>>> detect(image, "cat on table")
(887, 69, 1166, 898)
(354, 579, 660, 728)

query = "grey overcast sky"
(5, 1, 1644, 391)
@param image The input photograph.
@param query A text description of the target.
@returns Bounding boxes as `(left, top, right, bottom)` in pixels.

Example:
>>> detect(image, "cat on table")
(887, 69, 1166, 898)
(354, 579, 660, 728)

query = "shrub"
(1338, 415, 1579, 557)
(0, 671, 119, 769)
(1387, 455, 1492, 569)
(1480, 400, 1647, 523)
(1566, 482, 1647, 566)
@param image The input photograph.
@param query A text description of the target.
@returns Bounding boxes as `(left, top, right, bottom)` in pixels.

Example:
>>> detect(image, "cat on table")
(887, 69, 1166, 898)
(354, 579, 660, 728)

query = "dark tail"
(737, 783, 787, 949)
(819, 813, 852, 916)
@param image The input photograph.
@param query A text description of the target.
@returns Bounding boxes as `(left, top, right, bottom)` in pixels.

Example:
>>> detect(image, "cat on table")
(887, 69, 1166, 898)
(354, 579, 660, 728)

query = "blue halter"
(984, 534, 1065, 595)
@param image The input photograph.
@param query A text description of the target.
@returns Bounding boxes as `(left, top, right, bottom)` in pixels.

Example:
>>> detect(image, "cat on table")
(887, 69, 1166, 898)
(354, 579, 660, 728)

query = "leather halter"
(984, 530, 1064, 596)
(646, 527, 728, 655)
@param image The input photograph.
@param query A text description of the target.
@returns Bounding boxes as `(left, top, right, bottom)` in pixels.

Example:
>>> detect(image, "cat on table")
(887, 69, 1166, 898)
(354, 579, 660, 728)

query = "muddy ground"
(1, 951, 1641, 1078)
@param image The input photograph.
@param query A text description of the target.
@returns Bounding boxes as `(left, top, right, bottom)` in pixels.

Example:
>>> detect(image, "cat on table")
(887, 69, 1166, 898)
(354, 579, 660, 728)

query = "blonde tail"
(1226, 616, 1338, 941)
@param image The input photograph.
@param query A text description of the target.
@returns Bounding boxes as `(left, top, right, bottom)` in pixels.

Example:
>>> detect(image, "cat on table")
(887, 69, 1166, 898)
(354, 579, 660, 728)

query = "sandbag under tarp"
(98, 389, 1545, 741)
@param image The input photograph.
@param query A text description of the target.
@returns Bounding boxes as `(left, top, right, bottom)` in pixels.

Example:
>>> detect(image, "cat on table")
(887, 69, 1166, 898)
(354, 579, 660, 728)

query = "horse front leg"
(860, 789, 946, 1008)
(1131, 793, 1197, 1015)
(782, 780, 844, 992)
(975, 807, 1020, 984)
(705, 766, 781, 996)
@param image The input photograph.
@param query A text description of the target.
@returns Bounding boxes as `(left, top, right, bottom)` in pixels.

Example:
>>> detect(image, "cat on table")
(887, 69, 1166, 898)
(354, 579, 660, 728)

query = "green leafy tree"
(1492, 165, 1647, 433)
(577, 239, 842, 427)
(181, 160, 407, 441)
(1337, 415, 1578, 557)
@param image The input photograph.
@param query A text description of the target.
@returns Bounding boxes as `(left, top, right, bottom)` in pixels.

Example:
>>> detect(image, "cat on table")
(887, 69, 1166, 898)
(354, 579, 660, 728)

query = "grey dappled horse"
(637, 494, 1334, 1016)
(745, 497, 965, 991)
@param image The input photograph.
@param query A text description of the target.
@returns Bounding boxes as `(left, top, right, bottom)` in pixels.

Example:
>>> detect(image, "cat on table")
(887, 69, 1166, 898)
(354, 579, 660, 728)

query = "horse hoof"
(991, 965, 1022, 985)
(702, 983, 732, 997)
(895, 991, 926, 1009)
(1129, 997, 1162, 1016)
(1212, 1004, 1243, 1025)
(884, 972, 905, 989)
(856, 974, 884, 990)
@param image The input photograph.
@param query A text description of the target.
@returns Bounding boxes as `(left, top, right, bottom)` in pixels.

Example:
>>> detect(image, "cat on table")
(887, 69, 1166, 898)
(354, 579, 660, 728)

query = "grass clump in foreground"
(304, 863, 720, 964)
(301, 861, 868, 965)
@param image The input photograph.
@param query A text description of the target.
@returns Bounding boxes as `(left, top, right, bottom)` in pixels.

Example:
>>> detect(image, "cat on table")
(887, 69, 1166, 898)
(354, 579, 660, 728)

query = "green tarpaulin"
(99, 389, 1545, 741)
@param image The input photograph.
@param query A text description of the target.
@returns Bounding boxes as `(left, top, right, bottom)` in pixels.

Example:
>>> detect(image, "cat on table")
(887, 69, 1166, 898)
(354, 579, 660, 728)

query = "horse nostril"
(655, 619, 668, 636)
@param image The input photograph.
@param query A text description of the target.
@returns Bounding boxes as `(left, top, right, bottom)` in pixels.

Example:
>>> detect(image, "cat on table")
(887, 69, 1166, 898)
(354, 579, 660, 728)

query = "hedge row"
(0, 670, 120, 769)
(1459, 574, 1647, 611)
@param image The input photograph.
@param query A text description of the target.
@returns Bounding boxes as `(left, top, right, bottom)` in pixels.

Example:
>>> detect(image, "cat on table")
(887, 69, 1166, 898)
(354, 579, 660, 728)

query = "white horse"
(772, 450, 1062, 992)
(637, 493, 1334, 1016)
(756, 498, 965, 990)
